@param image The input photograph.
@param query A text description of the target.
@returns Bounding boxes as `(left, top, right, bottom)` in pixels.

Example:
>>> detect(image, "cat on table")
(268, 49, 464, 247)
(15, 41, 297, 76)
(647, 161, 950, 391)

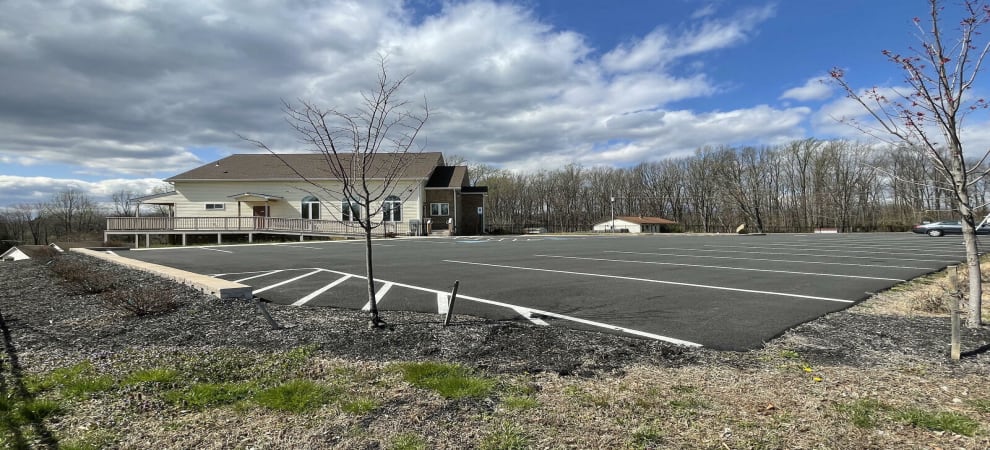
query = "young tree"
(831, 0, 990, 327)
(244, 59, 428, 327)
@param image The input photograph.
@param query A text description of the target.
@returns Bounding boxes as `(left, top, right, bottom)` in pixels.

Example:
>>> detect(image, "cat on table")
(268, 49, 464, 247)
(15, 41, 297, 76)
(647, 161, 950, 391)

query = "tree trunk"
(960, 215, 984, 328)
(364, 227, 381, 326)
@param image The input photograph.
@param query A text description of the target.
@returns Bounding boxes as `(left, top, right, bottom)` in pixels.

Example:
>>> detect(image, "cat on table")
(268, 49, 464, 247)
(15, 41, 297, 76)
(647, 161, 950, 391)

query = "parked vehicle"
(911, 220, 990, 237)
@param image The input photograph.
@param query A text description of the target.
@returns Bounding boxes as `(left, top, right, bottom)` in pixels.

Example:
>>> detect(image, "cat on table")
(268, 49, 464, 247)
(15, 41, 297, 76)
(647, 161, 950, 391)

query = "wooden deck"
(105, 216, 402, 247)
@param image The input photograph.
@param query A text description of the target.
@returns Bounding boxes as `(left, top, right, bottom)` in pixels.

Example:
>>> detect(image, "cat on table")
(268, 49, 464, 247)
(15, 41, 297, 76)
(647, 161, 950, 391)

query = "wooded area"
(474, 139, 990, 234)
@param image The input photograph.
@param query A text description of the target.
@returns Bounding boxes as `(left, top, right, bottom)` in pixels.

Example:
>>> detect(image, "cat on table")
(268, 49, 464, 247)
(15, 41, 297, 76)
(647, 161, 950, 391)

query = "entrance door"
(253, 206, 268, 229)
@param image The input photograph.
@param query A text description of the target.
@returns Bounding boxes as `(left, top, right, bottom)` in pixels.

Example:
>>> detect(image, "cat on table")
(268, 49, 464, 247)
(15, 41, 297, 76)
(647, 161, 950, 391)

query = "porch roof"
(130, 191, 182, 205)
(228, 192, 284, 202)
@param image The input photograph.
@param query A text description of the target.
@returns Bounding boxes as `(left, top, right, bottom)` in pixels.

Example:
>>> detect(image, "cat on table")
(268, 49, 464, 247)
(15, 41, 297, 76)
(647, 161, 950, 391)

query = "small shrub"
(894, 408, 980, 436)
(253, 380, 337, 413)
(50, 257, 117, 294)
(99, 285, 182, 316)
(394, 362, 495, 399)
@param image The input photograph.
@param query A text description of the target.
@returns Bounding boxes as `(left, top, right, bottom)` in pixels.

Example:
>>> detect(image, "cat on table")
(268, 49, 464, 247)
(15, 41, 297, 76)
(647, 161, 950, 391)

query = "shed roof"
(425, 166, 469, 188)
(167, 152, 445, 181)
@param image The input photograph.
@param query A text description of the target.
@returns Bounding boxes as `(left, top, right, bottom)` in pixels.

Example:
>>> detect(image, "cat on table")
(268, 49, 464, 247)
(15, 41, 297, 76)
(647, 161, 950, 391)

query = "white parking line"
(652, 247, 957, 264)
(607, 251, 933, 270)
(443, 259, 855, 303)
(200, 247, 233, 253)
(535, 255, 906, 282)
(233, 270, 284, 283)
(293, 275, 352, 306)
(707, 243, 966, 258)
(363, 282, 394, 311)
(254, 269, 322, 294)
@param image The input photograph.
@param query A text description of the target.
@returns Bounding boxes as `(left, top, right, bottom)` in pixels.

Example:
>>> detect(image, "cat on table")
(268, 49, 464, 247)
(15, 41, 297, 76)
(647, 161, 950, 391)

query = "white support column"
(217, 233, 222, 245)
(248, 233, 253, 243)
(145, 234, 150, 248)
(134, 234, 139, 248)
(182, 234, 187, 246)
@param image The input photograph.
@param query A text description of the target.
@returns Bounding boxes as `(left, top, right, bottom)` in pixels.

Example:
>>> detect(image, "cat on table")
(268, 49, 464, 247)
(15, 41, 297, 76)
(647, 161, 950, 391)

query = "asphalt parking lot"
(117, 233, 983, 350)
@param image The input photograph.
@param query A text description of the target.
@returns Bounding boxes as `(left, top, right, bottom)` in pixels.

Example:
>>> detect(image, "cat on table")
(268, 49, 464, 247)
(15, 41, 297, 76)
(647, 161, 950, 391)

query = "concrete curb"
(73, 248, 253, 300)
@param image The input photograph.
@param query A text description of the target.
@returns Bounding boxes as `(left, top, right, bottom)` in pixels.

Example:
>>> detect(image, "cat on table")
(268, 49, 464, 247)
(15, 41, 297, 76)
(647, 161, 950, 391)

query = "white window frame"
(341, 200, 361, 222)
(430, 203, 449, 216)
(205, 203, 225, 211)
(383, 196, 402, 222)
(301, 196, 321, 220)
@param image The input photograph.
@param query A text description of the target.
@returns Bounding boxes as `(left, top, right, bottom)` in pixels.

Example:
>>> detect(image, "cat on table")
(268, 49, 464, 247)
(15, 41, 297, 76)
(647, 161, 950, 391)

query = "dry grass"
(858, 258, 990, 321)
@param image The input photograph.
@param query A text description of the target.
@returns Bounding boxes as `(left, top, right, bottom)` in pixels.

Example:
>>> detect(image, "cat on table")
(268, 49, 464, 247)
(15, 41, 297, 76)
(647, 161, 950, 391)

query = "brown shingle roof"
(615, 216, 678, 225)
(167, 152, 445, 181)
(425, 166, 469, 188)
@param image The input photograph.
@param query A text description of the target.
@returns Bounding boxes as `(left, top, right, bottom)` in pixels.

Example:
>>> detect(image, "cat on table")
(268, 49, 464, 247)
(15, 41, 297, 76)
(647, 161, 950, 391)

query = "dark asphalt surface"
(116, 233, 984, 350)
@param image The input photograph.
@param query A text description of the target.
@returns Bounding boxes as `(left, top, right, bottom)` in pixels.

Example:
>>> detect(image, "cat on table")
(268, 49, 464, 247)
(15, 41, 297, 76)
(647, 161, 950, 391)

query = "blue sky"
(1, 0, 988, 207)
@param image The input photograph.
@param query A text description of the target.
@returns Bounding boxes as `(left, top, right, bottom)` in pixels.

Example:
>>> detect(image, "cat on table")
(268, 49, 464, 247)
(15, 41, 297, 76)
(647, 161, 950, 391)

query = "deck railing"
(106, 216, 399, 236)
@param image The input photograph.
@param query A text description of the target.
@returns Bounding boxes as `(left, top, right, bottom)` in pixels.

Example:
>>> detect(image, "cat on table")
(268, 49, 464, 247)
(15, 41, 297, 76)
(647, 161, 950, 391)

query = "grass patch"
(57, 429, 117, 450)
(340, 396, 380, 415)
(15, 398, 61, 422)
(479, 422, 529, 450)
(163, 382, 256, 409)
(500, 395, 539, 410)
(630, 423, 665, 448)
(966, 398, 990, 413)
(394, 362, 495, 399)
(28, 361, 114, 399)
(835, 399, 888, 428)
(388, 433, 428, 450)
(894, 408, 980, 436)
(253, 380, 338, 413)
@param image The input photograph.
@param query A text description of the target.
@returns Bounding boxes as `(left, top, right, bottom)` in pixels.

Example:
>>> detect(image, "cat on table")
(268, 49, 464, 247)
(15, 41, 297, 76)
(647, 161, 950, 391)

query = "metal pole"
(443, 280, 460, 326)
(950, 266, 961, 360)
(610, 196, 615, 233)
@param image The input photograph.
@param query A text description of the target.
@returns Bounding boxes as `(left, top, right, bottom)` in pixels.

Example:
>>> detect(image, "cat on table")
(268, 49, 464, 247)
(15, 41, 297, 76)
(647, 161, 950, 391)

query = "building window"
(205, 203, 225, 211)
(301, 196, 321, 220)
(383, 195, 402, 222)
(430, 203, 449, 216)
(342, 200, 361, 221)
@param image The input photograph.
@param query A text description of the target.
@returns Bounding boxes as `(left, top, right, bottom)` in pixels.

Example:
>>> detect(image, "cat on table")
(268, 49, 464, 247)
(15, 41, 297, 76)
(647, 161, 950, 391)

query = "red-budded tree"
(831, 0, 990, 327)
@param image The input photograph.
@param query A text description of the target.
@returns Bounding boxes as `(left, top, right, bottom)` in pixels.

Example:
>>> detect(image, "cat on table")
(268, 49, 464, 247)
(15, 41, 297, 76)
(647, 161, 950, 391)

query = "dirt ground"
(2, 251, 990, 449)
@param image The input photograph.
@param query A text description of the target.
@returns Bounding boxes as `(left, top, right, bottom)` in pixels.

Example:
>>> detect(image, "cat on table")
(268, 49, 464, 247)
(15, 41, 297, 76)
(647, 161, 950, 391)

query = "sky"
(2, 0, 990, 207)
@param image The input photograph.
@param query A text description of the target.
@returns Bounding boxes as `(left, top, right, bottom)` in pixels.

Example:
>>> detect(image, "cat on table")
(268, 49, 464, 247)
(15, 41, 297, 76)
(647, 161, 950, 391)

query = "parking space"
(115, 233, 984, 350)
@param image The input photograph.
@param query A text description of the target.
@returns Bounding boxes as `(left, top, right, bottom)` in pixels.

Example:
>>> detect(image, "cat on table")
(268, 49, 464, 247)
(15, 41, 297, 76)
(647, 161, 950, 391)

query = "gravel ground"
(3, 252, 989, 375)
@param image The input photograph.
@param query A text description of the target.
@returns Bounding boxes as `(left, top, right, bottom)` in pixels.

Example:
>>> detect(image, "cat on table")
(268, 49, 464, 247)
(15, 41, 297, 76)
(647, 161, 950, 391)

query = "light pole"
(610, 196, 615, 233)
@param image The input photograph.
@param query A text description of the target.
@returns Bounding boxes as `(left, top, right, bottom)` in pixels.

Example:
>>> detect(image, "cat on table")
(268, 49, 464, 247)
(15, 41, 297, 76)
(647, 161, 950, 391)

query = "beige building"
(107, 152, 486, 246)
(592, 216, 678, 233)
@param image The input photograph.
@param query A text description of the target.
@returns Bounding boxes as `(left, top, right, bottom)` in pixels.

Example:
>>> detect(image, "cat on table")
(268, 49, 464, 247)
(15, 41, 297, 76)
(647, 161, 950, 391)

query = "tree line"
(472, 139, 990, 234)
(0, 188, 139, 252)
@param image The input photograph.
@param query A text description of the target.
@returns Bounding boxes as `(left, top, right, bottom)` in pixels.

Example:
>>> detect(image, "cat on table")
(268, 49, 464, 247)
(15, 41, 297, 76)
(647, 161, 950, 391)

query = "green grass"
(500, 395, 539, 410)
(894, 408, 980, 436)
(340, 396, 380, 415)
(388, 433, 428, 450)
(394, 362, 495, 399)
(27, 361, 114, 399)
(479, 422, 529, 450)
(57, 429, 117, 450)
(629, 423, 665, 448)
(15, 398, 61, 422)
(835, 399, 888, 428)
(966, 398, 990, 413)
(163, 382, 256, 409)
(254, 380, 338, 413)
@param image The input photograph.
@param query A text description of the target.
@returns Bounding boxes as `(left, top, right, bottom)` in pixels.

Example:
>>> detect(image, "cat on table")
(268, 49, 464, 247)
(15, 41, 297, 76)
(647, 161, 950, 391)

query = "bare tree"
(112, 189, 137, 217)
(244, 58, 428, 327)
(831, 0, 990, 327)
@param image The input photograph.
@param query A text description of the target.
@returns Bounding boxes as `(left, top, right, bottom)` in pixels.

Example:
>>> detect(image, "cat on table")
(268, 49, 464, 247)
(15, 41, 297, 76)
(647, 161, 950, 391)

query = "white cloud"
(781, 76, 833, 101)
(0, 0, 811, 206)
(0, 176, 167, 206)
